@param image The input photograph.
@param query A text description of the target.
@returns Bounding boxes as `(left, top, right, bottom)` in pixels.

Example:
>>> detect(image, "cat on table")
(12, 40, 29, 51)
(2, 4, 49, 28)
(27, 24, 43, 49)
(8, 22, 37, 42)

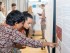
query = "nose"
(29, 24, 31, 27)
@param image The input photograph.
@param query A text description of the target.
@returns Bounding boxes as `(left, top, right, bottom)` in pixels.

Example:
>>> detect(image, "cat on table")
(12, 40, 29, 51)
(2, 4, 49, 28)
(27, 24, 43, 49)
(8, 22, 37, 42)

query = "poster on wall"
(56, 25, 62, 53)
(56, 0, 70, 53)
(56, 0, 63, 53)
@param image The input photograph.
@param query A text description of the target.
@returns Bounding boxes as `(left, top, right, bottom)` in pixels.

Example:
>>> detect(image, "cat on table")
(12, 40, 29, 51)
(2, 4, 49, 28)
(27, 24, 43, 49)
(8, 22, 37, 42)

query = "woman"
(0, 2, 6, 24)
(0, 10, 57, 53)
(38, 4, 46, 39)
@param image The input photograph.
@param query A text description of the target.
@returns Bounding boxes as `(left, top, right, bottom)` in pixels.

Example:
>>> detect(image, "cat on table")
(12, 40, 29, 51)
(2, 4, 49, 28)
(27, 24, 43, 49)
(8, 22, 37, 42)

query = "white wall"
(44, 0, 54, 53)
(45, 0, 53, 42)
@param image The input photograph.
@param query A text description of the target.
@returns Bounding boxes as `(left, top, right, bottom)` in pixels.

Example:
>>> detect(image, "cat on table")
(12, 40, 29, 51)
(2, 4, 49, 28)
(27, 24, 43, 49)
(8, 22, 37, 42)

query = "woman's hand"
(48, 42, 58, 48)
(43, 42, 58, 48)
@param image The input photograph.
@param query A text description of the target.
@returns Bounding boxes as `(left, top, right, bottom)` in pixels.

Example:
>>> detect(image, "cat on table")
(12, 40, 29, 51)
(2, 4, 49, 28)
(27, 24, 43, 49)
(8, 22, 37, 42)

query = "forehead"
(26, 17, 33, 23)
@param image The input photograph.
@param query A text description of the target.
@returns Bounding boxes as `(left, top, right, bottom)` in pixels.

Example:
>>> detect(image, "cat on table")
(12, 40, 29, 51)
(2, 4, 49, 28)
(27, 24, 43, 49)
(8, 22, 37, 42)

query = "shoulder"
(0, 11, 6, 18)
(0, 24, 13, 33)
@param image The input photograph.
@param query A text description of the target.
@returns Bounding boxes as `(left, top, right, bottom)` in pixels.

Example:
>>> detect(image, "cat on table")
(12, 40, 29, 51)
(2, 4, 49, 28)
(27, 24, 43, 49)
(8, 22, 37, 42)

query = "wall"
(44, 0, 54, 53)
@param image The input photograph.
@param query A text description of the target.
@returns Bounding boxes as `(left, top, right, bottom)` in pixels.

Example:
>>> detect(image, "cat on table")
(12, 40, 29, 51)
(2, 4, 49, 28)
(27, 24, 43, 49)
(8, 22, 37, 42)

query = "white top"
(7, 10, 12, 15)
(0, 11, 6, 24)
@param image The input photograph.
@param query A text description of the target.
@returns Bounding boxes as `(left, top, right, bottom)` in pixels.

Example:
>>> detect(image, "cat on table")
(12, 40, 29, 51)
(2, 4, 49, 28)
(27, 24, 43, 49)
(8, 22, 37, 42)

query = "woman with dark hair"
(19, 11, 33, 37)
(22, 11, 35, 38)
(0, 2, 6, 24)
(22, 11, 33, 37)
(0, 10, 57, 53)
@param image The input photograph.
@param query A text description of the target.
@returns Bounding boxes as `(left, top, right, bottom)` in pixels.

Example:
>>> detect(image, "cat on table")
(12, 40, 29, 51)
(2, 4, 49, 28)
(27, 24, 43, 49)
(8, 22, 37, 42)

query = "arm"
(12, 29, 43, 48)
(11, 29, 57, 48)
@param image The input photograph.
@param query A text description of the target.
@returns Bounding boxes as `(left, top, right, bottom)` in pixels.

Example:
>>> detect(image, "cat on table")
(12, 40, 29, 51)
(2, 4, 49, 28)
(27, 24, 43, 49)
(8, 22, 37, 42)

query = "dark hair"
(6, 10, 25, 26)
(41, 4, 45, 7)
(22, 11, 33, 20)
(11, 3, 16, 7)
(0, 2, 2, 11)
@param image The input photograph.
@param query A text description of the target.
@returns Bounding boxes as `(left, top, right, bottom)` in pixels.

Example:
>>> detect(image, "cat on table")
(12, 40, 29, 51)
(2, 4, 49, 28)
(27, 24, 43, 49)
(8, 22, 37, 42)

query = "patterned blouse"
(0, 24, 43, 53)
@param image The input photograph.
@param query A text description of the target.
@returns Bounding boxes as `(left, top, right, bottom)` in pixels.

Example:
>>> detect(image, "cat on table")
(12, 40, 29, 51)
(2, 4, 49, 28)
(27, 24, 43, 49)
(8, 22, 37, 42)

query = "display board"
(56, 0, 70, 53)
